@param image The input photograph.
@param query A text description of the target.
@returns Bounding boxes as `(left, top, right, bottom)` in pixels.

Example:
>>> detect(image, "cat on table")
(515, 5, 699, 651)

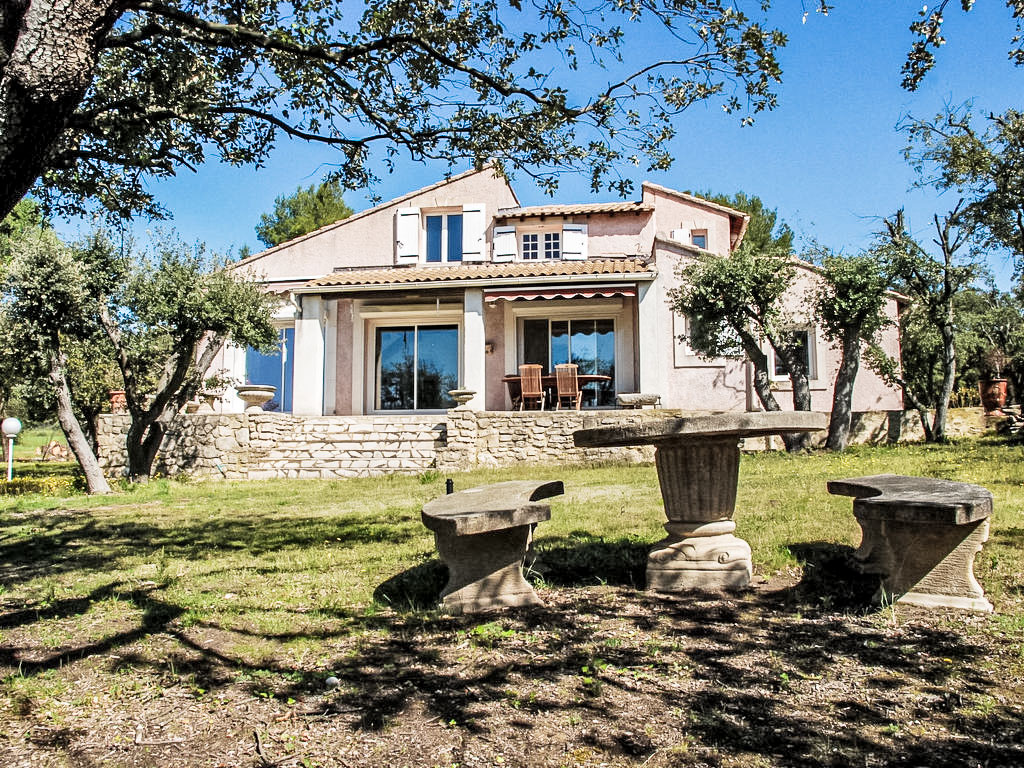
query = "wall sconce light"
(484, 342, 494, 354)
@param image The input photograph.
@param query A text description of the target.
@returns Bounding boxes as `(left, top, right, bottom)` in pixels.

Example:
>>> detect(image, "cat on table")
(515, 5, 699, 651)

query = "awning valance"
(483, 284, 636, 303)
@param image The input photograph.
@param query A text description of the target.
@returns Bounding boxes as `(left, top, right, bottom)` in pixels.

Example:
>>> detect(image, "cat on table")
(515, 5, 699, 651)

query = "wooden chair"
(554, 363, 582, 410)
(518, 364, 545, 411)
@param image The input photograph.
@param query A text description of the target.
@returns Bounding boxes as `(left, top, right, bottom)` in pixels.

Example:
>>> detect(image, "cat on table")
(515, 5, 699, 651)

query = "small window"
(522, 233, 539, 260)
(425, 213, 463, 263)
(691, 230, 708, 250)
(544, 232, 561, 259)
(773, 330, 814, 379)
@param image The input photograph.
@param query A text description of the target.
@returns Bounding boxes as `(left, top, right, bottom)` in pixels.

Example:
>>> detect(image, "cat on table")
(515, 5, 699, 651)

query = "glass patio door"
(375, 324, 459, 410)
(522, 318, 615, 406)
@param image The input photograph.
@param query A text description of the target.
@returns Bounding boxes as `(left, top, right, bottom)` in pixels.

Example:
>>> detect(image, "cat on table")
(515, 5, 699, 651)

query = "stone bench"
(421, 479, 563, 614)
(827, 474, 994, 612)
(616, 392, 662, 409)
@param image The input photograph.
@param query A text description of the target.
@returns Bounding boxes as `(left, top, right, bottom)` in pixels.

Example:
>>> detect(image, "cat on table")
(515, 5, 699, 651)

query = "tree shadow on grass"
(0, 509, 421, 588)
(4, 520, 1022, 767)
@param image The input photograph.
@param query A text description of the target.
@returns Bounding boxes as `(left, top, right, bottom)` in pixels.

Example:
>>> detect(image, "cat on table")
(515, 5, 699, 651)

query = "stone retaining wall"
(97, 413, 445, 480)
(96, 407, 993, 481)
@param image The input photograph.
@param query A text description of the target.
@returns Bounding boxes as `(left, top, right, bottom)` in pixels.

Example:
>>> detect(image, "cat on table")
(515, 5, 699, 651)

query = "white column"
(637, 280, 666, 398)
(463, 288, 486, 409)
(292, 295, 326, 415)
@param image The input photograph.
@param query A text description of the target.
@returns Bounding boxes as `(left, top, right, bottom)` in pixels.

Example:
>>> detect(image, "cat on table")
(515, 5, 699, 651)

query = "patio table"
(573, 411, 827, 592)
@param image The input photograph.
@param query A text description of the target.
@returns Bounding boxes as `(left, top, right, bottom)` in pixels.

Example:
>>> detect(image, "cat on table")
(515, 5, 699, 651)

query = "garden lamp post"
(2, 417, 22, 481)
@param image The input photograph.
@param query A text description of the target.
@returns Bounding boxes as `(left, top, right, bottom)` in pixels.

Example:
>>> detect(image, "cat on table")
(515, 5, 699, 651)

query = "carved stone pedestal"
(646, 439, 753, 591)
(574, 411, 827, 594)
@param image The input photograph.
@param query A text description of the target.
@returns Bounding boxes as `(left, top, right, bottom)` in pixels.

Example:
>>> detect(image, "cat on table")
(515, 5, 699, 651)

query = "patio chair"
(519, 364, 545, 411)
(554, 363, 582, 410)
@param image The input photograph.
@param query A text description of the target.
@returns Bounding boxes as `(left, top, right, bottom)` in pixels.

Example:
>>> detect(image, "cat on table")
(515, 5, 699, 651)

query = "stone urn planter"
(237, 384, 277, 413)
(979, 379, 1008, 414)
(196, 390, 222, 414)
(447, 389, 476, 408)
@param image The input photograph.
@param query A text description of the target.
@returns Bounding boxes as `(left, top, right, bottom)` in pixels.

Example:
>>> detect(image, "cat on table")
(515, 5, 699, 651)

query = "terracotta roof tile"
(306, 258, 654, 289)
(496, 201, 653, 219)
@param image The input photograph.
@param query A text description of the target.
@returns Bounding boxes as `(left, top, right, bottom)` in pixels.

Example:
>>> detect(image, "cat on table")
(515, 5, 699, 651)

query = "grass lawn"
(0, 438, 1022, 767)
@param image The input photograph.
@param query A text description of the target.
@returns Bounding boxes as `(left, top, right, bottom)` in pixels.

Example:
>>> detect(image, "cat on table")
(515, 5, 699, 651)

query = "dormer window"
(522, 232, 540, 260)
(544, 232, 561, 259)
(425, 213, 463, 263)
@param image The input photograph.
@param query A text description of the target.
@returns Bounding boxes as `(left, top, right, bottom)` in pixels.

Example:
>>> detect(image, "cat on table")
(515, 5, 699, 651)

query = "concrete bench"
(421, 479, 563, 614)
(827, 474, 993, 612)
(616, 393, 662, 409)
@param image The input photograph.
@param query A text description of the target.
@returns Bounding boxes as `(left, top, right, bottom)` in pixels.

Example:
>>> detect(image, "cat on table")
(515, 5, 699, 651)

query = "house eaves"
(642, 182, 751, 249)
(291, 258, 657, 295)
(496, 201, 654, 219)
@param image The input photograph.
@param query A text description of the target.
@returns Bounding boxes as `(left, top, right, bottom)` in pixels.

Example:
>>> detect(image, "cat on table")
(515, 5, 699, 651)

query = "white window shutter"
(492, 226, 517, 262)
(562, 223, 588, 260)
(670, 228, 687, 243)
(462, 203, 486, 262)
(395, 207, 420, 263)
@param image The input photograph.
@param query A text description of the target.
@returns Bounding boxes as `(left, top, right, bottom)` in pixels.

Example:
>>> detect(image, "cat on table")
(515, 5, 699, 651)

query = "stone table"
(573, 411, 827, 592)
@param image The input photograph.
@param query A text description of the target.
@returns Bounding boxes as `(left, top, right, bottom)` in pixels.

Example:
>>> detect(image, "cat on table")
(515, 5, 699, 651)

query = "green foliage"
(901, 2, 1024, 91)
(256, 180, 354, 248)
(904, 105, 1024, 274)
(0, 475, 81, 497)
(669, 191, 796, 361)
(10, 1, 801, 221)
(671, 245, 794, 360)
(0, 199, 49, 265)
(812, 247, 892, 350)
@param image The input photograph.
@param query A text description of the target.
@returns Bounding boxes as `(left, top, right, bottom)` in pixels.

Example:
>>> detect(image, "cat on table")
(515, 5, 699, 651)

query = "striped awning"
(483, 284, 636, 302)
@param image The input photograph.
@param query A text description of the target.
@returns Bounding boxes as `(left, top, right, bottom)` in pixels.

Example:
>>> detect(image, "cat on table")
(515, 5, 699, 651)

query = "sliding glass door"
(521, 318, 615, 406)
(375, 324, 459, 410)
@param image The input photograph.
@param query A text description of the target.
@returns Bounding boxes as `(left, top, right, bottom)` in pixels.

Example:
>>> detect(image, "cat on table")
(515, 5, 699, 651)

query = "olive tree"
(810, 247, 893, 451)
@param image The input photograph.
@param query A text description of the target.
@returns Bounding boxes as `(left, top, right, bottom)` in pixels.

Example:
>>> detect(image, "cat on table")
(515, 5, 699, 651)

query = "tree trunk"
(0, 0, 122, 217)
(825, 333, 861, 451)
(125, 412, 166, 482)
(47, 349, 111, 493)
(932, 320, 957, 443)
(770, 338, 813, 452)
(740, 334, 809, 452)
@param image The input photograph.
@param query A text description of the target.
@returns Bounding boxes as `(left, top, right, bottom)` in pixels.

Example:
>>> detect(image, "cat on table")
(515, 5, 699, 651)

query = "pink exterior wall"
(574, 212, 653, 257)
(235, 168, 519, 283)
(643, 184, 737, 254)
(223, 169, 903, 417)
(484, 304, 509, 410)
(334, 298, 354, 415)
(656, 244, 904, 412)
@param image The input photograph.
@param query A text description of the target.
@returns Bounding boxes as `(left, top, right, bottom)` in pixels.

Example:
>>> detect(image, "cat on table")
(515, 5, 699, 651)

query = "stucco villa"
(215, 166, 903, 416)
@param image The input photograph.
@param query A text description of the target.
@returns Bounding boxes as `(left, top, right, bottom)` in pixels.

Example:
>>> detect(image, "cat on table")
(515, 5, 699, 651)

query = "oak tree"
(0, 0, 808, 222)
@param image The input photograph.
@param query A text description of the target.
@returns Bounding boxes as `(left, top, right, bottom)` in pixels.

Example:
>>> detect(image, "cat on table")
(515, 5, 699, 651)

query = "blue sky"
(56, 2, 1024, 287)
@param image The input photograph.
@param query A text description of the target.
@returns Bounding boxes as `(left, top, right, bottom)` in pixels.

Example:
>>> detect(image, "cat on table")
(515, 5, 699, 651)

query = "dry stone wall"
(97, 413, 444, 480)
(96, 407, 993, 481)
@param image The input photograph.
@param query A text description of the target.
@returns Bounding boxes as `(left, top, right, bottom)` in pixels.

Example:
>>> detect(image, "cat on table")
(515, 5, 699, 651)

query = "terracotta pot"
(108, 389, 127, 414)
(979, 378, 1008, 414)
